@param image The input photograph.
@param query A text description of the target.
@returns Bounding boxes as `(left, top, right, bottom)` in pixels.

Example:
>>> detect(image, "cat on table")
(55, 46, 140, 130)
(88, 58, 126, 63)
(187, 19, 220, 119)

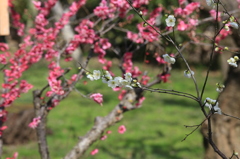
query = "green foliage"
(2, 59, 221, 159)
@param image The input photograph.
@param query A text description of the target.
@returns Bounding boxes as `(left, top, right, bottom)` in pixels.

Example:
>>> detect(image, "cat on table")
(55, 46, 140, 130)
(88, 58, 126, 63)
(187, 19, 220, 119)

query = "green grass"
(2, 59, 222, 159)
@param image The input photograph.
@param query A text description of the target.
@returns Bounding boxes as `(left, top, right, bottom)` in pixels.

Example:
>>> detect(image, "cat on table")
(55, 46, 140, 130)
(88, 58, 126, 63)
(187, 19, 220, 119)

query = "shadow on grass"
(161, 97, 198, 109)
(99, 134, 194, 159)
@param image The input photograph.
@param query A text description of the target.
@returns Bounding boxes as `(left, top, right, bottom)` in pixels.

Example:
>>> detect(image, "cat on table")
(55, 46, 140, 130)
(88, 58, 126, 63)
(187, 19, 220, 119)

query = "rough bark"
(33, 90, 50, 159)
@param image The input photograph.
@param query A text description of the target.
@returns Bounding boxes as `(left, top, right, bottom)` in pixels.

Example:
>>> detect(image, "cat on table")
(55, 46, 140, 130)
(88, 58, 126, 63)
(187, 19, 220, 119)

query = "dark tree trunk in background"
(202, 65, 240, 159)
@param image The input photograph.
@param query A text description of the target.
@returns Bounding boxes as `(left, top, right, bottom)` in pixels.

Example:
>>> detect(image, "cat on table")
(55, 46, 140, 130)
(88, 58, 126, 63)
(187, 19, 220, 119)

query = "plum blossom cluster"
(68, 19, 112, 63)
(174, 1, 200, 31)
(204, 98, 222, 115)
(127, 7, 162, 43)
(9, 0, 25, 36)
(87, 70, 141, 90)
(227, 56, 239, 67)
(47, 63, 65, 96)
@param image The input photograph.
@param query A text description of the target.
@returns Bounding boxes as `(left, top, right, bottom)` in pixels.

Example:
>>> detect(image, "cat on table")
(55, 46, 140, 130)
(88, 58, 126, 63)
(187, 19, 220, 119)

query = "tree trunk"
(202, 65, 240, 159)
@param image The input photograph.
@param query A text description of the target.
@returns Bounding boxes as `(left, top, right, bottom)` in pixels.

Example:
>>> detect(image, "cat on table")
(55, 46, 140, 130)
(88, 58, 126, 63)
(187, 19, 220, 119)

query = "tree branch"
(64, 90, 138, 159)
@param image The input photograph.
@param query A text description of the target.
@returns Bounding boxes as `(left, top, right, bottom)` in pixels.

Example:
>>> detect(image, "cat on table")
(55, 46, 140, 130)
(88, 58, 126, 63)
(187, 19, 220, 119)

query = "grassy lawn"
(2, 59, 222, 159)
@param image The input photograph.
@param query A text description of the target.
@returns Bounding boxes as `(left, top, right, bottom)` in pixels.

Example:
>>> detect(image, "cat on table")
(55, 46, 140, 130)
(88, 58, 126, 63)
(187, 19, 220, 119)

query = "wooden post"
(0, 0, 10, 36)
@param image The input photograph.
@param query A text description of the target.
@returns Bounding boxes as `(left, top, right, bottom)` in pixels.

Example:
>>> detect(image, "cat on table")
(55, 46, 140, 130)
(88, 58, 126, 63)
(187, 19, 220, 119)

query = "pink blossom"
(159, 74, 171, 83)
(19, 80, 33, 93)
(28, 116, 41, 129)
(70, 74, 78, 82)
(126, 14, 134, 21)
(94, 6, 110, 20)
(33, 1, 41, 10)
(103, 61, 114, 76)
(131, 66, 142, 78)
(156, 56, 166, 64)
(179, 0, 185, 5)
(209, 10, 222, 21)
(123, 52, 133, 73)
(0, 43, 9, 51)
(140, 75, 150, 85)
(9, 3, 25, 36)
(183, 2, 200, 15)
(90, 93, 103, 106)
(100, 135, 107, 140)
(132, 0, 150, 8)
(48, 66, 65, 95)
(118, 90, 126, 100)
(136, 96, 145, 107)
(94, 0, 115, 19)
(189, 19, 198, 26)
(127, 32, 144, 44)
(106, 130, 112, 134)
(90, 149, 99, 155)
(177, 20, 188, 31)
(0, 54, 7, 65)
(0, 110, 7, 118)
(150, 7, 162, 19)
(46, 91, 54, 97)
(113, 87, 121, 91)
(215, 28, 231, 43)
(174, 8, 183, 16)
(0, 126, 7, 137)
(118, 125, 126, 134)
(6, 152, 18, 159)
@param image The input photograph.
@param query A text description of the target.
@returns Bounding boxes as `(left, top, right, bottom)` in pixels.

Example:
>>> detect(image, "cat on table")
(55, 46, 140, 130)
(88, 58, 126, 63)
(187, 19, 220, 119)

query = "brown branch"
(63, 90, 139, 159)
(33, 90, 50, 159)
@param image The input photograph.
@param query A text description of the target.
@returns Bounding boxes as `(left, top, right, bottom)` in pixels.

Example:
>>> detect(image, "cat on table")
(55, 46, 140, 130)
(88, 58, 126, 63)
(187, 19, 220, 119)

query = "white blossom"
(121, 79, 131, 86)
(87, 74, 94, 81)
(204, 97, 217, 110)
(125, 85, 133, 90)
(136, 82, 142, 88)
(165, 15, 176, 27)
(204, 97, 221, 115)
(93, 70, 101, 80)
(184, 70, 194, 78)
(114, 76, 123, 86)
(206, 0, 214, 7)
(124, 72, 132, 82)
(216, 83, 225, 93)
(162, 54, 176, 64)
(229, 22, 239, 29)
(224, 25, 230, 31)
(107, 79, 118, 89)
(213, 104, 222, 115)
(227, 56, 239, 67)
(102, 71, 112, 83)
(216, 87, 223, 93)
